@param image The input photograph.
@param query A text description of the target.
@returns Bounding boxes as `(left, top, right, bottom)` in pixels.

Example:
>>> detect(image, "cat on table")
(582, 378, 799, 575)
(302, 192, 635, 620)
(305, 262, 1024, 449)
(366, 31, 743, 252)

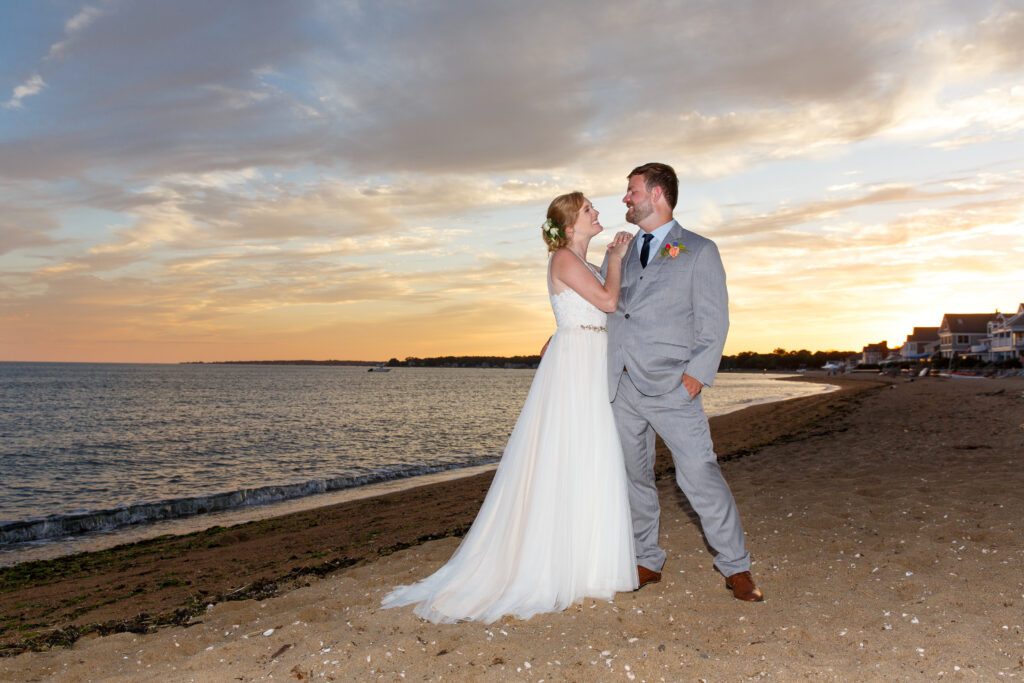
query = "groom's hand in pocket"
(682, 373, 703, 399)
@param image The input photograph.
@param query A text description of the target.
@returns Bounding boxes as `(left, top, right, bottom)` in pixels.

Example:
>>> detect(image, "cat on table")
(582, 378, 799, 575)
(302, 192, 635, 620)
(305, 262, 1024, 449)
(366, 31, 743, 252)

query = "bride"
(381, 192, 637, 623)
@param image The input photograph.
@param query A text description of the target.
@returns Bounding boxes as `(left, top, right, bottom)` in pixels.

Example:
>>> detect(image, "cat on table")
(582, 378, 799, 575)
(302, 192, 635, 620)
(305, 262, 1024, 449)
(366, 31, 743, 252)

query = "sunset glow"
(2, 2, 1022, 363)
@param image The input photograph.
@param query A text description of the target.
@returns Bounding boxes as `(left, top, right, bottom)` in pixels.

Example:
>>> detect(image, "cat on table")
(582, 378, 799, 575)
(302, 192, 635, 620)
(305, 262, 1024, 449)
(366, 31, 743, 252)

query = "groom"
(605, 162, 763, 602)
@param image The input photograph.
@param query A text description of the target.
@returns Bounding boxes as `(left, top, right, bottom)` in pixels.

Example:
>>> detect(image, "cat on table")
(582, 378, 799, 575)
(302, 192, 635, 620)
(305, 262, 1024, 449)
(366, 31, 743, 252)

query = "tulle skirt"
(381, 327, 637, 623)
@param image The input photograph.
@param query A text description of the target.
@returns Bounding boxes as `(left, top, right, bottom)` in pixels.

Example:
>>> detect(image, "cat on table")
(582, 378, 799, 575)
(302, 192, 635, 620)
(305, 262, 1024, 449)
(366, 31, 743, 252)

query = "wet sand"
(3, 373, 1023, 680)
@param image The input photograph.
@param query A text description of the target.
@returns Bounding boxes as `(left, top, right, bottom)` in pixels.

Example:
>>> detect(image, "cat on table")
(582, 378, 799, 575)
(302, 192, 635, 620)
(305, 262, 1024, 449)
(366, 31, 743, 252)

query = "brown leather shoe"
(725, 571, 764, 602)
(636, 565, 662, 590)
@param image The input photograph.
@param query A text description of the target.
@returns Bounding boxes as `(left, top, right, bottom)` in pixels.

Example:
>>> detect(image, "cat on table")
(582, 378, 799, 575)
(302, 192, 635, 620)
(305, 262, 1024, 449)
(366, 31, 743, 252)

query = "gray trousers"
(611, 372, 750, 577)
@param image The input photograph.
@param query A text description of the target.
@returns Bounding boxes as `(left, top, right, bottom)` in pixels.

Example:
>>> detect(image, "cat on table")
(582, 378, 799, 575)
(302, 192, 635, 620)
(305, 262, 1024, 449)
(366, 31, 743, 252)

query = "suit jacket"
(605, 220, 729, 400)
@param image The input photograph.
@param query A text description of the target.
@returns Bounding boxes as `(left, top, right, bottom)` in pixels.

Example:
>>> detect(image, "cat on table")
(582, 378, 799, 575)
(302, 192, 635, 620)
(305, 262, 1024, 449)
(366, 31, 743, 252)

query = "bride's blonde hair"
(542, 191, 584, 253)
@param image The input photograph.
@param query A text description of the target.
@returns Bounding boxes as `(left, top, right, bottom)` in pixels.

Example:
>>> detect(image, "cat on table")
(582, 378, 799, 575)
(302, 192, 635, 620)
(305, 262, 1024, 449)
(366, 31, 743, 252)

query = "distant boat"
(367, 365, 391, 372)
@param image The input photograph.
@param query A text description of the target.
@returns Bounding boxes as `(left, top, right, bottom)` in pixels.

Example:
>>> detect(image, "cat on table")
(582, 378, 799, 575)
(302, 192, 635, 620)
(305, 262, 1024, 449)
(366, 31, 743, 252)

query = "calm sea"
(0, 362, 832, 564)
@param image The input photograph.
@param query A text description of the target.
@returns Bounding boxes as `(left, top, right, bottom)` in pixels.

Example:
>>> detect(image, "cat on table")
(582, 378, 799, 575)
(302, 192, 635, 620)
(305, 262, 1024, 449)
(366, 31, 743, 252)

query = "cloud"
(46, 4, 106, 60)
(1, 1, 1022, 361)
(708, 161, 1024, 344)
(0, 202, 61, 255)
(710, 183, 967, 239)
(711, 174, 1024, 274)
(1, 235, 555, 362)
(720, 180, 1024, 352)
(1, 1, 317, 179)
(3, 74, 46, 109)
(43, 169, 572, 269)
(0, 3, 918, 177)
(934, 7, 1024, 76)
(2, 0, 1020, 185)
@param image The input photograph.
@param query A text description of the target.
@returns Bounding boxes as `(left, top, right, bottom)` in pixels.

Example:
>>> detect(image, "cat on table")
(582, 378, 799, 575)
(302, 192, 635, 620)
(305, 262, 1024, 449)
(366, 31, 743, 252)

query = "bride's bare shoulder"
(549, 248, 574, 270)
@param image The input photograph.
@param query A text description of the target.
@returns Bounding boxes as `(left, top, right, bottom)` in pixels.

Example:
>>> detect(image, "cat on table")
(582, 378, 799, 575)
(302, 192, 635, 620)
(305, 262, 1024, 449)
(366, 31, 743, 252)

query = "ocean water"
(0, 363, 832, 563)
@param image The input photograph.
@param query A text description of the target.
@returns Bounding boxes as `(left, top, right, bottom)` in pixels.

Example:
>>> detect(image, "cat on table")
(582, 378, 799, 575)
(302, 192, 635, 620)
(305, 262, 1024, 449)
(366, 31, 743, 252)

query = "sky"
(1, 0, 1022, 363)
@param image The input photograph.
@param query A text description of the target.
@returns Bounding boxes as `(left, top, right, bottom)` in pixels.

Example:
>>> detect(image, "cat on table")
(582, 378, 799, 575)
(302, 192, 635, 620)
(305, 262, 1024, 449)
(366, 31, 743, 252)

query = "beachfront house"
(900, 327, 940, 361)
(986, 304, 1024, 362)
(938, 313, 996, 359)
(861, 341, 889, 365)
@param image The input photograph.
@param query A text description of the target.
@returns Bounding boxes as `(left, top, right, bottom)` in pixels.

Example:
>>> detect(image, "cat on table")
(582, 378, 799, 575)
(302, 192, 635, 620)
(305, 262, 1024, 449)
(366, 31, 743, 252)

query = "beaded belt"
(579, 324, 607, 332)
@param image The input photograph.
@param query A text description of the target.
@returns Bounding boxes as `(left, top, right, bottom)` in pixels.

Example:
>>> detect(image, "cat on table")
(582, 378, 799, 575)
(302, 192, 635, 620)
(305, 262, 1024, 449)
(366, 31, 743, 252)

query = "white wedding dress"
(381, 259, 637, 623)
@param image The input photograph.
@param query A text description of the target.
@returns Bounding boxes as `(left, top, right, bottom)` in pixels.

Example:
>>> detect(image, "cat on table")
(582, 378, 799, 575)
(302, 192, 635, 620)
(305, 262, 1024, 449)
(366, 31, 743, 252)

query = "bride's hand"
(607, 231, 631, 259)
(609, 231, 632, 248)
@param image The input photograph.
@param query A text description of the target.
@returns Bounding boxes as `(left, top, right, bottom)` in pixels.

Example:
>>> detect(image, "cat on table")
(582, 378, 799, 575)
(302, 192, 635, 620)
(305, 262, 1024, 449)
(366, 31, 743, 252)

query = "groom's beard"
(625, 199, 653, 225)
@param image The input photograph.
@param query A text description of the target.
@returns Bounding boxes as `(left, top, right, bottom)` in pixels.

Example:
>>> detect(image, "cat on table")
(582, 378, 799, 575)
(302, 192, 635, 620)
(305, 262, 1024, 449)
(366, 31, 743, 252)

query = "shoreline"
(0, 463, 504, 568)
(0, 462, 503, 569)
(0, 374, 834, 567)
(0, 374, 862, 655)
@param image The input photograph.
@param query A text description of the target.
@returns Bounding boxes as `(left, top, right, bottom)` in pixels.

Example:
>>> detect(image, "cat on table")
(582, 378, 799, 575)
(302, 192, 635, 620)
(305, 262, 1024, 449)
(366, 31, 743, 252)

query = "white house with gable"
(986, 304, 1024, 362)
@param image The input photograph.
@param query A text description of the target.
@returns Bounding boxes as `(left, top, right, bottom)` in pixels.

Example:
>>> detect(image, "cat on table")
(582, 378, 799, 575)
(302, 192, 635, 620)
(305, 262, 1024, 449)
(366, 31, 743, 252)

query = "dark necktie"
(639, 233, 654, 268)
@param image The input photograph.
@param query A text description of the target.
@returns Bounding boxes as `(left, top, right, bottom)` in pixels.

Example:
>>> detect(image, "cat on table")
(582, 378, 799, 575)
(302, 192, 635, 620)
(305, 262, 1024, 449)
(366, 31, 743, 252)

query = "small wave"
(0, 461, 495, 547)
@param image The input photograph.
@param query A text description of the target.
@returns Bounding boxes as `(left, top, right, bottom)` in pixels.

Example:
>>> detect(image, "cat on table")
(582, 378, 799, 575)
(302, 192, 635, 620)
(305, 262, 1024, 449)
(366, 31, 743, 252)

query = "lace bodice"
(549, 262, 607, 330)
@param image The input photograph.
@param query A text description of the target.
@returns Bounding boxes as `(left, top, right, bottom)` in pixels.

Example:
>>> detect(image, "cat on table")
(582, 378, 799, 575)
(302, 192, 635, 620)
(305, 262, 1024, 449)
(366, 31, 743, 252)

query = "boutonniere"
(658, 241, 689, 259)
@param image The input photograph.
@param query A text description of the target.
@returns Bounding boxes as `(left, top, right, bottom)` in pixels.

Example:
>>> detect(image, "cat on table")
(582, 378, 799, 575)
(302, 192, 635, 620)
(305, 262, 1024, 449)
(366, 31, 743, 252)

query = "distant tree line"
(719, 348, 857, 371)
(387, 348, 857, 371)
(191, 359, 381, 366)
(390, 355, 541, 368)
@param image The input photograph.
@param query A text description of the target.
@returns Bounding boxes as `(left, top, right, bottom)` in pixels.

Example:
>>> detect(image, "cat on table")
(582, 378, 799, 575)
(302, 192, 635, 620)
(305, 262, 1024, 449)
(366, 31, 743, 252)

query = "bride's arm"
(549, 246, 625, 313)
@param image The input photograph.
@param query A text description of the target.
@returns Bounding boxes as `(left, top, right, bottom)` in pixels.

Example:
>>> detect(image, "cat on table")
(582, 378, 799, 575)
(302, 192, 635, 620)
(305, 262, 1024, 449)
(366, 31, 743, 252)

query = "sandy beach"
(2, 373, 1023, 681)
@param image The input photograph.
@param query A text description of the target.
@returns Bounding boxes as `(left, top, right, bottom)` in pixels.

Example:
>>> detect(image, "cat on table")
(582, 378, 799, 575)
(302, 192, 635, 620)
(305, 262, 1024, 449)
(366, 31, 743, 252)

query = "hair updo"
(542, 191, 584, 253)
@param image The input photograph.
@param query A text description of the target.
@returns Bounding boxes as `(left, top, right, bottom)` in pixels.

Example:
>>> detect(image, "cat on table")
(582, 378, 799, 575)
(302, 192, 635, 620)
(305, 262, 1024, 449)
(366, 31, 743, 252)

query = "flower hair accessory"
(658, 240, 689, 259)
(542, 218, 564, 241)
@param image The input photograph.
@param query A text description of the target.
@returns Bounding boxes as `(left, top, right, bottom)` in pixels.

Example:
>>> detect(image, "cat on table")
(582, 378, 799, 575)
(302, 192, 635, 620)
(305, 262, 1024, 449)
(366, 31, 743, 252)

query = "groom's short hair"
(628, 162, 678, 210)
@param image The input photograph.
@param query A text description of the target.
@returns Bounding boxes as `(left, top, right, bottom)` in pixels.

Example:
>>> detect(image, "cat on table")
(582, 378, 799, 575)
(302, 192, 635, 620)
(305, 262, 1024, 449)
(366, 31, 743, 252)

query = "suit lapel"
(646, 222, 684, 273)
(622, 233, 642, 288)
(630, 221, 684, 295)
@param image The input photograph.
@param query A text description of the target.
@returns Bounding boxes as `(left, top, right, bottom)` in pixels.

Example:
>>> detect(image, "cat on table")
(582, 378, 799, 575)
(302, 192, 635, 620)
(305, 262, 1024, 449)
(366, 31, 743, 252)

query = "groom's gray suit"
(604, 220, 750, 577)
